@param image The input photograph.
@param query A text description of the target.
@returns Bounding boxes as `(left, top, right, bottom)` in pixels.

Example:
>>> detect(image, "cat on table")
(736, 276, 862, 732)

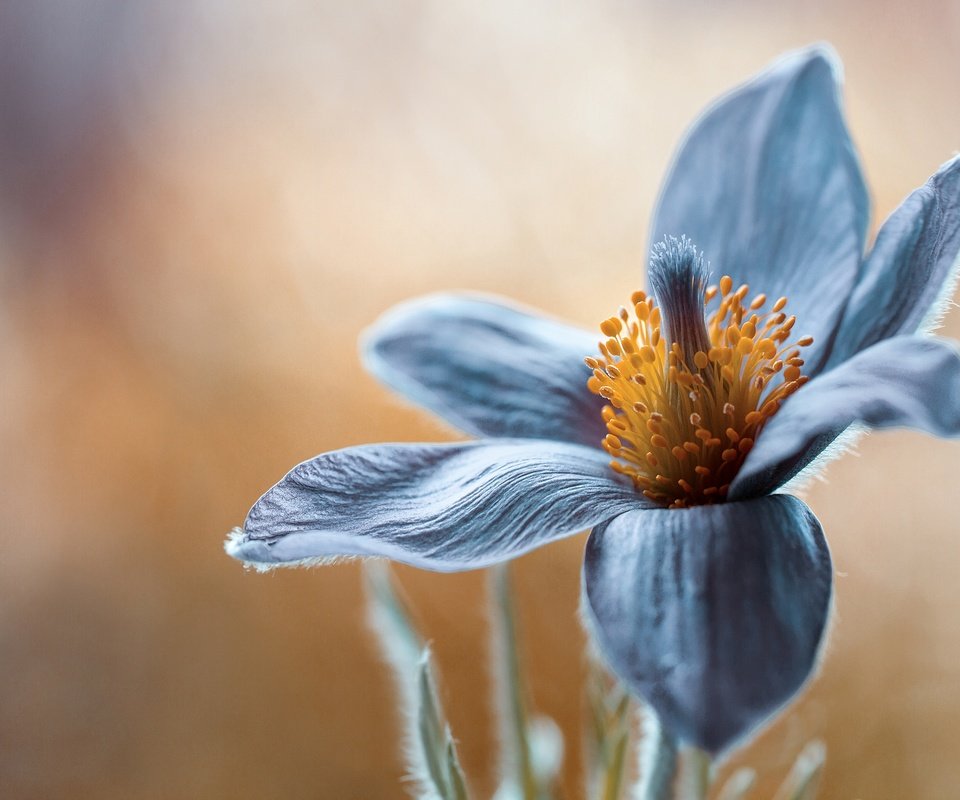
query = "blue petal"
(227, 439, 643, 572)
(826, 156, 960, 366)
(582, 495, 832, 754)
(361, 293, 606, 447)
(651, 45, 869, 374)
(730, 335, 960, 498)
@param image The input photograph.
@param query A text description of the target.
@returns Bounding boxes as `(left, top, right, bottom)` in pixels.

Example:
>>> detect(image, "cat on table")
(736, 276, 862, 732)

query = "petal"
(730, 335, 960, 498)
(826, 156, 960, 366)
(651, 45, 869, 374)
(361, 293, 606, 447)
(227, 439, 644, 572)
(582, 495, 832, 754)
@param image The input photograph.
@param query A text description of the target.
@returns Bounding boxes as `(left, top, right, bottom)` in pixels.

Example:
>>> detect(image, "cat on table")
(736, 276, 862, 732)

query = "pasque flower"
(227, 45, 960, 754)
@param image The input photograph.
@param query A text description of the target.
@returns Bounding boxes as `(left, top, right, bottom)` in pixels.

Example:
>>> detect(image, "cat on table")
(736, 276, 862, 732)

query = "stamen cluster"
(586, 277, 813, 508)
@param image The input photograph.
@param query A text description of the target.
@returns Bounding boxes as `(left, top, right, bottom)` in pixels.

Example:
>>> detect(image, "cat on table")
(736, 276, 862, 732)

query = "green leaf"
(365, 563, 471, 800)
(489, 564, 560, 800)
(599, 730, 628, 800)
(418, 654, 453, 798)
(676, 747, 712, 800)
(445, 735, 470, 800)
(584, 657, 633, 800)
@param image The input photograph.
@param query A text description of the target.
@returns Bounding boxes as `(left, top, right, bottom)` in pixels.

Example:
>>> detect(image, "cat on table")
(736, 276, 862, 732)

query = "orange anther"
(591, 281, 806, 509)
(601, 318, 622, 337)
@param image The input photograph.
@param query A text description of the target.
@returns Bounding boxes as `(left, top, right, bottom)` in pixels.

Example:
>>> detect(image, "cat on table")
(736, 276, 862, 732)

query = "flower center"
(586, 237, 813, 508)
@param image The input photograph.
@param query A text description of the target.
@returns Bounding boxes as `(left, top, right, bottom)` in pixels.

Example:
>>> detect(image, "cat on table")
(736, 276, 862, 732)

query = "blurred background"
(1, 1, 958, 797)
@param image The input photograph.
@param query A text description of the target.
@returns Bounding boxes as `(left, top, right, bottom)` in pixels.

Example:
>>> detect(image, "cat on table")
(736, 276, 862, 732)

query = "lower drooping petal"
(227, 439, 643, 572)
(582, 495, 832, 754)
(825, 156, 960, 367)
(361, 293, 607, 447)
(729, 335, 960, 498)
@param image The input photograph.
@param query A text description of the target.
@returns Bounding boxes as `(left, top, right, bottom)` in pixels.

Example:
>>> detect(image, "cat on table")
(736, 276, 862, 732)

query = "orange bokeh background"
(2, 1, 959, 797)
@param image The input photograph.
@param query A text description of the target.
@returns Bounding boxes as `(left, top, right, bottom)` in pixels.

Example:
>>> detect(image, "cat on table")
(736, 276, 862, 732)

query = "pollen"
(587, 246, 812, 509)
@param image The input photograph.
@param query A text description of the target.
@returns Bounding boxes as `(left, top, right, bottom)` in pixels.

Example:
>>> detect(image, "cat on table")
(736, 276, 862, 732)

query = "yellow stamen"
(587, 275, 812, 508)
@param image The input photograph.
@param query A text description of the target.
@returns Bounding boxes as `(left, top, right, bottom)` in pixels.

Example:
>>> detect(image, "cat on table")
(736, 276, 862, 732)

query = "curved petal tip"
(651, 40, 867, 377)
(225, 527, 364, 572)
(228, 439, 641, 573)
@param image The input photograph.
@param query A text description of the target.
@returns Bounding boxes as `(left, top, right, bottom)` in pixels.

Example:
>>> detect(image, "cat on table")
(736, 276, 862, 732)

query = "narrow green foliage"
(600, 730, 629, 800)
(585, 658, 632, 800)
(445, 738, 470, 800)
(366, 561, 423, 675)
(417, 654, 470, 800)
(676, 747, 712, 800)
(367, 559, 825, 800)
(417, 655, 452, 797)
(772, 741, 826, 800)
(633, 708, 677, 800)
(489, 564, 561, 800)
(365, 563, 470, 800)
(716, 767, 756, 800)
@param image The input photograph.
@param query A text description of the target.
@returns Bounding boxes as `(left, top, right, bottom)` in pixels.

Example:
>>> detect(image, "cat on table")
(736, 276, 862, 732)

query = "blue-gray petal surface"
(651, 44, 869, 375)
(362, 293, 606, 447)
(582, 495, 832, 754)
(730, 335, 960, 498)
(827, 156, 960, 366)
(228, 439, 643, 571)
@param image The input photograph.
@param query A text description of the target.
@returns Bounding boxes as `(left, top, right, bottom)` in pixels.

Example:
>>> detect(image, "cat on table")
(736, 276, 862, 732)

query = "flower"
(226, 45, 960, 754)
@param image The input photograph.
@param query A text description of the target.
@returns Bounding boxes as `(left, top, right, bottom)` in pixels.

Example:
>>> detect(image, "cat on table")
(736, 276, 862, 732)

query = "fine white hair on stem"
(488, 564, 563, 800)
(488, 563, 537, 799)
(364, 561, 436, 797)
(633, 705, 678, 800)
(364, 561, 468, 800)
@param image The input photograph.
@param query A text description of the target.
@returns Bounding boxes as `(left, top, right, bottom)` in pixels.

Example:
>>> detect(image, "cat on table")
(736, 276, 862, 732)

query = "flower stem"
(490, 563, 539, 800)
(678, 747, 712, 800)
(634, 708, 677, 800)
